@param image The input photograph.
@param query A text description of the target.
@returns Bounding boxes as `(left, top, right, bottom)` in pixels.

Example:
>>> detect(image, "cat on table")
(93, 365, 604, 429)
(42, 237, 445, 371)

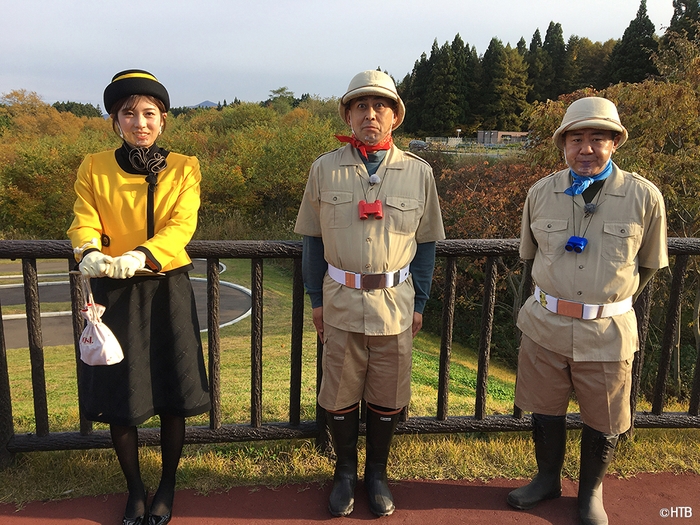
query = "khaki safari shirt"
(517, 163, 668, 362)
(295, 144, 445, 336)
(68, 149, 200, 273)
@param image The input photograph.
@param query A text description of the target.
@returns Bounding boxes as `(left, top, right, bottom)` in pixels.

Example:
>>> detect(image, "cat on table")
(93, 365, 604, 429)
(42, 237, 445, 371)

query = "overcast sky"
(0, 0, 675, 109)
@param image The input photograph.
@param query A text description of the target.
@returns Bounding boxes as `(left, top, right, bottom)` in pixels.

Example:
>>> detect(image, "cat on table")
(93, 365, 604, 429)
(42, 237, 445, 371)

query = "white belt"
(327, 263, 410, 290)
(534, 286, 633, 320)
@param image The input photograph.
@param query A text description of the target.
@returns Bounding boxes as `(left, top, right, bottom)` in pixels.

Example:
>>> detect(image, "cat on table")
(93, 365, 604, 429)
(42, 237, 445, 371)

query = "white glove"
(78, 251, 114, 278)
(108, 250, 147, 279)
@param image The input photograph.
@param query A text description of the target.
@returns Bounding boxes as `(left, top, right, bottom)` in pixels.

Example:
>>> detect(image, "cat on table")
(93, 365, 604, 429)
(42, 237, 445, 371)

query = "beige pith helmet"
(338, 70, 406, 130)
(552, 97, 628, 151)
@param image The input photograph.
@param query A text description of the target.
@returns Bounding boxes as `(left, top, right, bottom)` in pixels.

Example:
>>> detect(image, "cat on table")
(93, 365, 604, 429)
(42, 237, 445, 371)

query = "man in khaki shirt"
(295, 70, 444, 517)
(508, 97, 668, 525)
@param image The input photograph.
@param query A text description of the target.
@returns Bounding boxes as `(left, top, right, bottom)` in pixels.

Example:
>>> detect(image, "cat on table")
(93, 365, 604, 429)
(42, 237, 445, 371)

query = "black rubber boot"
(327, 405, 359, 517)
(364, 405, 401, 517)
(507, 413, 567, 510)
(578, 425, 618, 525)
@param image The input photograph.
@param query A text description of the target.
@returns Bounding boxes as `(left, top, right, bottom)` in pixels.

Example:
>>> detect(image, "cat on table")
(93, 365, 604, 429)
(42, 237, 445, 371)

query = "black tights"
(110, 414, 185, 518)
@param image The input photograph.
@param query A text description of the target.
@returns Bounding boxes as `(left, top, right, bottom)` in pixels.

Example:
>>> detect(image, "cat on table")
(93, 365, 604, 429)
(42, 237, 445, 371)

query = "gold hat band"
(113, 72, 158, 83)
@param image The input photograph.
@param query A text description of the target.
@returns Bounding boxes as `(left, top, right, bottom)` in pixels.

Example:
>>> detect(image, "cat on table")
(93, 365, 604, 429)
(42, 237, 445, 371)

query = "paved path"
(0, 260, 252, 349)
(0, 472, 697, 524)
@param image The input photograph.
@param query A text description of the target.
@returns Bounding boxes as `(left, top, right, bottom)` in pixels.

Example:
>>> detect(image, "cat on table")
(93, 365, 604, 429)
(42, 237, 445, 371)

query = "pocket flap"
(532, 218, 568, 233)
(385, 196, 420, 211)
(321, 191, 353, 205)
(603, 222, 640, 238)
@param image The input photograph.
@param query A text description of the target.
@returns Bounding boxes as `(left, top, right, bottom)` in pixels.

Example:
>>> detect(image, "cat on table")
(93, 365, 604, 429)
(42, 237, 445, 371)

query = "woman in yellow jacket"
(68, 70, 210, 525)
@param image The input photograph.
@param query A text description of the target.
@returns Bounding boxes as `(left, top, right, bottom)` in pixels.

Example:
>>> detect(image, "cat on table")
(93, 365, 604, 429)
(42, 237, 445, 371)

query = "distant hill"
(190, 100, 217, 108)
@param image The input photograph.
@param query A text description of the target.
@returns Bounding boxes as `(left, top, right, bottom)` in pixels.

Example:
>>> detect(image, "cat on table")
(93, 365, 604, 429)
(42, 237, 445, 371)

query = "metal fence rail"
(1, 238, 699, 468)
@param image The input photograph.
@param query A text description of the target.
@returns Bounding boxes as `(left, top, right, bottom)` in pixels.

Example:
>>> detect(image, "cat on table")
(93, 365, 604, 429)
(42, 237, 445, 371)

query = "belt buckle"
(344, 273, 358, 288)
(557, 299, 584, 319)
(361, 273, 385, 289)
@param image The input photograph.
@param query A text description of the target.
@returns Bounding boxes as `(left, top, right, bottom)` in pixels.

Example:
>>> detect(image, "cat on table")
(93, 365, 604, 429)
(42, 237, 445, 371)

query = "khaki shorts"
(515, 335, 633, 434)
(318, 324, 413, 411)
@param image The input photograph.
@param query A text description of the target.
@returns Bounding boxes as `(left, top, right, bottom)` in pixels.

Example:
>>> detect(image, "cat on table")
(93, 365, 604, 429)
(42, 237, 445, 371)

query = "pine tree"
(526, 28, 554, 102)
(481, 38, 529, 130)
(451, 34, 470, 128)
(669, 0, 700, 39)
(422, 40, 460, 135)
(571, 37, 617, 90)
(562, 35, 583, 94)
(604, 0, 659, 84)
(543, 22, 568, 99)
(51, 101, 102, 118)
(516, 37, 528, 56)
(451, 34, 482, 133)
(401, 52, 430, 134)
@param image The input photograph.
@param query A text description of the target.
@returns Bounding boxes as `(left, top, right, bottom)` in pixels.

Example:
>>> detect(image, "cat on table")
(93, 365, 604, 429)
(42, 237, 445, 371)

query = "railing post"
(627, 282, 653, 438)
(251, 258, 264, 427)
(689, 346, 700, 416)
(68, 262, 92, 435)
(513, 259, 533, 419)
(22, 258, 49, 437)
(653, 254, 689, 414)
(207, 258, 222, 429)
(315, 337, 330, 451)
(0, 291, 14, 467)
(289, 258, 304, 426)
(437, 257, 457, 420)
(475, 257, 498, 420)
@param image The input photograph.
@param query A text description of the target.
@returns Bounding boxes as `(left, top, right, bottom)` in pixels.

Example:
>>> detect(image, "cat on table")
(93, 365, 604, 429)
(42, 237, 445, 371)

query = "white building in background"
(477, 130, 528, 144)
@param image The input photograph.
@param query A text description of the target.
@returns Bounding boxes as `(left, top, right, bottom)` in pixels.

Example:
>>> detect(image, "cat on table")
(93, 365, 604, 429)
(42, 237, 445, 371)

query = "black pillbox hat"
(103, 69, 170, 114)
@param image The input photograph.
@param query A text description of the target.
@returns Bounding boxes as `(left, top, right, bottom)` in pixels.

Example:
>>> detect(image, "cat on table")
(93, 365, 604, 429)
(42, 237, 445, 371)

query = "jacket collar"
(338, 143, 405, 170)
(553, 162, 627, 197)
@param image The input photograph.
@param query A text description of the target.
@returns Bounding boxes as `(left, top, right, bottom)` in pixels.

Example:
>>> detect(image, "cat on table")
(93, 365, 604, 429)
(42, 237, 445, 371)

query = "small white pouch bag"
(79, 275, 124, 366)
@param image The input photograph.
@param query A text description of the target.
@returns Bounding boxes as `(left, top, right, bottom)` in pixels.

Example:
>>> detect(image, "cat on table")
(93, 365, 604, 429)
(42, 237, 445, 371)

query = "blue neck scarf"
(565, 159, 613, 196)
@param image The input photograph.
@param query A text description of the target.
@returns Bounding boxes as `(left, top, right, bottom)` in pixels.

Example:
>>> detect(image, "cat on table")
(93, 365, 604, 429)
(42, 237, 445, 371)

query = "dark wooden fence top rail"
(0, 238, 699, 468)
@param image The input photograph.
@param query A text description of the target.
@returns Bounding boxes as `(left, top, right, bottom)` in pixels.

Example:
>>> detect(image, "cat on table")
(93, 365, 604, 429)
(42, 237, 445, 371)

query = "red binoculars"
(358, 199, 383, 220)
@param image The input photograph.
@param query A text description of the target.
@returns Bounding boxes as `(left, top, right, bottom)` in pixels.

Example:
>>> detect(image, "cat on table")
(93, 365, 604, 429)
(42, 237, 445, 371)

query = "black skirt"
(79, 271, 211, 426)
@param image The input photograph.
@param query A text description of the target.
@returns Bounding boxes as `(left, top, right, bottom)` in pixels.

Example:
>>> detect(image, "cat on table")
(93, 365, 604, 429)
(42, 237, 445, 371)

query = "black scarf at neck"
(114, 142, 170, 239)
(115, 142, 169, 175)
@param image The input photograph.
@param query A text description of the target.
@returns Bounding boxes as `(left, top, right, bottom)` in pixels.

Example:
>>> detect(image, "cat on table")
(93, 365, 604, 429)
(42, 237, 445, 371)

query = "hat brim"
(553, 118, 628, 150)
(338, 87, 405, 130)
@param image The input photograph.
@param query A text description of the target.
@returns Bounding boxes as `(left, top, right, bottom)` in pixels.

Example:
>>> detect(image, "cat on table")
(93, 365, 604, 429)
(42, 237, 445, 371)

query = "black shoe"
(123, 515, 147, 525)
(123, 487, 148, 525)
(148, 512, 171, 525)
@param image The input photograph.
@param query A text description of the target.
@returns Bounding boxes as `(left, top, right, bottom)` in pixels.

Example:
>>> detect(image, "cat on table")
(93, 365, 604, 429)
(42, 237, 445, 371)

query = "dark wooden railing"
(1, 238, 699, 469)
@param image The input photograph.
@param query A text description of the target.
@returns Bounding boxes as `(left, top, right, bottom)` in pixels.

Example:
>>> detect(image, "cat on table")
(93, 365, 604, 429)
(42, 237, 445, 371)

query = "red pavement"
(1, 473, 697, 524)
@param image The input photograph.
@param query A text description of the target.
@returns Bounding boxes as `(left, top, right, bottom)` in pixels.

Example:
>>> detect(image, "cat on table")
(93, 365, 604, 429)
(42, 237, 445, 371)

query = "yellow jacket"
(67, 149, 201, 273)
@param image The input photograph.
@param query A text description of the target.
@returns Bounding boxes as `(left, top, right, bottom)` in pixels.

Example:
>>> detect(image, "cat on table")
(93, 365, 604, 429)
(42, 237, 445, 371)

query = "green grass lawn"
(0, 258, 698, 506)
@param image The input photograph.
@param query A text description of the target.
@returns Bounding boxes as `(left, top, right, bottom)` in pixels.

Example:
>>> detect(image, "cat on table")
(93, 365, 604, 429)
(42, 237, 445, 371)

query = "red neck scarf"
(335, 133, 393, 160)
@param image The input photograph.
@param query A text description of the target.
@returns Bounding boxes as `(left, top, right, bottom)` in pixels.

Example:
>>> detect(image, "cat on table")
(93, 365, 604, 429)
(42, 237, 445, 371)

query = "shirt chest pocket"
(531, 219, 569, 255)
(384, 196, 422, 235)
(320, 191, 354, 229)
(602, 222, 641, 263)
